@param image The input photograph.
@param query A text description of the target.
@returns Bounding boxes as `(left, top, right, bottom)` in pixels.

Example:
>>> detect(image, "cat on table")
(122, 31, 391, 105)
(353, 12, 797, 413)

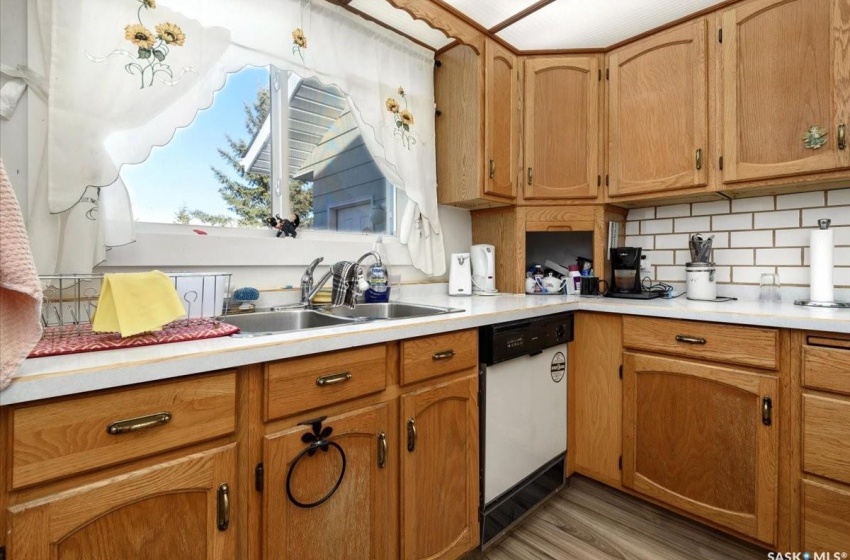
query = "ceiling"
(348, 0, 728, 51)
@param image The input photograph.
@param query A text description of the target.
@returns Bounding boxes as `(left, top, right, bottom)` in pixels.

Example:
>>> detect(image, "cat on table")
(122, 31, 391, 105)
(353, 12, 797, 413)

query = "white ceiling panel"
(441, 0, 542, 30)
(349, 0, 454, 50)
(497, 0, 726, 50)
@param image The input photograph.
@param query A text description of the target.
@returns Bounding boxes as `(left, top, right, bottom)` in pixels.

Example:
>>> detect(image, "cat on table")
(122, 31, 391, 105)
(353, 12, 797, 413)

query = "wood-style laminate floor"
(472, 476, 769, 560)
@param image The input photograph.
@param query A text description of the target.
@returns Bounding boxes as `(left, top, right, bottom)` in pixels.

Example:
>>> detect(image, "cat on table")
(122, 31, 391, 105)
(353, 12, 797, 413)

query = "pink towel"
(0, 159, 42, 390)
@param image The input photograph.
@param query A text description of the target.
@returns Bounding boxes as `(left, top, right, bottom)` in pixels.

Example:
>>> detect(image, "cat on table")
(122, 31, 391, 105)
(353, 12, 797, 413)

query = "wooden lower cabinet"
(264, 403, 393, 560)
(802, 479, 850, 553)
(622, 352, 778, 544)
(7, 443, 236, 560)
(400, 374, 479, 560)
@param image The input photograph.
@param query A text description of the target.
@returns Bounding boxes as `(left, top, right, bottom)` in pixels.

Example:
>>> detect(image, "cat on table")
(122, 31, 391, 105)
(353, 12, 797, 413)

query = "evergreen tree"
(174, 204, 191, 224)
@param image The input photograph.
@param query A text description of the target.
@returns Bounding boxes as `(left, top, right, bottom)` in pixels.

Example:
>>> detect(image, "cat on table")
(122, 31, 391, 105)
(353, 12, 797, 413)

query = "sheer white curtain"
(31, 0, 445, 276)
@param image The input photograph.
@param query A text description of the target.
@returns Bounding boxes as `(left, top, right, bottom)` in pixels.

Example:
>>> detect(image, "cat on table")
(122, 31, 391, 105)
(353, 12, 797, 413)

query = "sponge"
(232, 287, 260, 302)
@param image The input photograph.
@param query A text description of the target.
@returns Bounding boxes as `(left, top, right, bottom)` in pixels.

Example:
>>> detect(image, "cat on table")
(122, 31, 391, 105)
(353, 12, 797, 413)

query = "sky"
(121, 66, 271, 224)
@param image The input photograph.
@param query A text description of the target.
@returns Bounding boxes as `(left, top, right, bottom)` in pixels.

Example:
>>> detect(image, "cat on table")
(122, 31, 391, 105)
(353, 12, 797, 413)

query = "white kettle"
(471, 244, 498, 295)
(449, 253, 472, 296)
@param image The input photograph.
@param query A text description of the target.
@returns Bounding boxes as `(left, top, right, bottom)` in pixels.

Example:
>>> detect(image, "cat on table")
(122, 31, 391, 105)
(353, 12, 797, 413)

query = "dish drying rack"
(38, 272, 232, 340)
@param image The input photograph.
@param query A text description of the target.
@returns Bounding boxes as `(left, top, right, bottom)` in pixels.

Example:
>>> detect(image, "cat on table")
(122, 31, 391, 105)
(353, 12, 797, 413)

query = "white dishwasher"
(479, 312, 573, 550)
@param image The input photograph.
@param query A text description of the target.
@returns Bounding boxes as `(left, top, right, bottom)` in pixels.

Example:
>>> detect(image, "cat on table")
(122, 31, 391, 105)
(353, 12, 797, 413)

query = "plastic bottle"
(365, 237, 390, 303)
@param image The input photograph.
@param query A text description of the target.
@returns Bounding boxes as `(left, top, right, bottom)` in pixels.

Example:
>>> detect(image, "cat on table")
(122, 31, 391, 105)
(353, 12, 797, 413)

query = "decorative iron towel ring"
(285, 416, 347, 509)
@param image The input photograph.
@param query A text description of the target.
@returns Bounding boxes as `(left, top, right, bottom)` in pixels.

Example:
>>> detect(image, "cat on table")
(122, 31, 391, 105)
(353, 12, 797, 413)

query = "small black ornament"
(266, 213, 300, 238)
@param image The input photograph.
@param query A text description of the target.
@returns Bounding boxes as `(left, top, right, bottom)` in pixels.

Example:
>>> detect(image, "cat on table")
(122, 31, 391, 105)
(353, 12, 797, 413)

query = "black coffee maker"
(606, 247, 662, 299)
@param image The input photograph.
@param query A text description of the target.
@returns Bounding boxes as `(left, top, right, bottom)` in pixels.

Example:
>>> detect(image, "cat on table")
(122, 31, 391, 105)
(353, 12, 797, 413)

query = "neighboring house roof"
(240, 75, 348, 178)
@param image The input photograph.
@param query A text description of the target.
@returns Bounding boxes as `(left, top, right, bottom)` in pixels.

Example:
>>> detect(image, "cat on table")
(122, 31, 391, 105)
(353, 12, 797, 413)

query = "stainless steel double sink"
(226, 303, 464, 337)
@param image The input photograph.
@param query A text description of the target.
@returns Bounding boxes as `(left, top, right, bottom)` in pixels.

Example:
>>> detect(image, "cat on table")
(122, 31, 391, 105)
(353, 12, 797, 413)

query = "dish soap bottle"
(365, 236, 390, 303)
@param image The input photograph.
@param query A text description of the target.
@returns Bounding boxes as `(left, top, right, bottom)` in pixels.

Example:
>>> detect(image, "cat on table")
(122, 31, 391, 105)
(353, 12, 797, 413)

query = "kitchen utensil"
(541, 273, 567, 294)
(579, 276, 608, 296)
(471, 244, 498, 295)
(448, 253, 472, 296)
(689, 234, 714, 264)
(686, 262, 717, 301)
(795, 219, 849, 308)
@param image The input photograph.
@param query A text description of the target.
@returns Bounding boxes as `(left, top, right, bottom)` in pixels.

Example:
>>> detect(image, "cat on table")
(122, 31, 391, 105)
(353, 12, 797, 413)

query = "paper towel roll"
(810, 221, 834, 302)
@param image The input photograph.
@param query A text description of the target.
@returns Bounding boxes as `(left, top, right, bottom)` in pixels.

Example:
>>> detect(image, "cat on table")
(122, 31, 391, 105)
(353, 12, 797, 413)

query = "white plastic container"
(685, 262, 716, 301)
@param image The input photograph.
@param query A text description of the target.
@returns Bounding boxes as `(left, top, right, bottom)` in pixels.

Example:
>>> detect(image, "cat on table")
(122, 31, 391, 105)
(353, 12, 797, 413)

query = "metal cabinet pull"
(695, 148, 703, 170)
(839, 124, 847, 151)
(489, 159, 495, 179)
(432, 349, 455, 361)
(675, 335, 706, 345)
(762, 397, 773, 426)
(406, 418, 417, 452)
(377, 432, 387, 468)
(107, 412, 172, 435)
(316, 372, 352, 386)
(217, 483, 230, 531)
(527, 167, 533, 185)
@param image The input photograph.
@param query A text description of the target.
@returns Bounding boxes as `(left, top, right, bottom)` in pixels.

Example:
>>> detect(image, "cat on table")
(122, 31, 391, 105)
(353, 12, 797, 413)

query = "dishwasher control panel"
(479, 312, 574, 366)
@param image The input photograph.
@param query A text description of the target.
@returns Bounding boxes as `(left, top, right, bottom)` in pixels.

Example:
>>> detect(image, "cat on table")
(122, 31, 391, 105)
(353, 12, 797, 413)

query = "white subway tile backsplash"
(622, 189, 849, 290)
(654, 234, 690, 250)
(754, 210, 799, 229)
(627, 207, 655, 221)
(656, 204, 691, 219)
(674, 216, 710, 233)
(774, 228, 810, 247)
(733, 266, 776, 284)
(827, 188, 850, 206)
(731, 196, 774, 213)
(777, 267, 809, 286)
(802, 206, 850, 227)
(656, 266, 686, 282)
(731, 230, 773, 248)
(692, 200, 730, 216)
(625, 235, 655, 249)
(712, 213, 753, 231)
(756, 248, 802, 266)
(776, 191, 825, 209)
(714, 249, 754, 266)
(641, 219, 674, 235)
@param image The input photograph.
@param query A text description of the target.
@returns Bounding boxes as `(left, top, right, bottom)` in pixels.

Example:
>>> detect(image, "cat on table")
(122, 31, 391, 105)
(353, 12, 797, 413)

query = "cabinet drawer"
(11, 371, 236, 489)
(802, 479, 850, 553)
(803, 394, 850, 485)
(803, 342, 850, 396)
(622, 316, 778, 370)
(265, 344, 387, 421)
(401, 329, 478, 385)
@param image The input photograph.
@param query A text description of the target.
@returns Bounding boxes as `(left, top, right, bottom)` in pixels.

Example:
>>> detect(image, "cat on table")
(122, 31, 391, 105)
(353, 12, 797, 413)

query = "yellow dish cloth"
(92, 271, 186, 337)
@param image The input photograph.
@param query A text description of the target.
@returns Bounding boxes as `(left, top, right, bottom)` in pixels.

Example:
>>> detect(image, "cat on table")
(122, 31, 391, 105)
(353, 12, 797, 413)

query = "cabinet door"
(622, 353, 778, 544)
(523, 56, 601, 200)
(484, 39, 518, 200)
(264, 403, 392, 560)
(8, 444, 236, 560)
(401, 374, 479, 560)
(608, 19, 709, 197)
(721, 0, 850, 182)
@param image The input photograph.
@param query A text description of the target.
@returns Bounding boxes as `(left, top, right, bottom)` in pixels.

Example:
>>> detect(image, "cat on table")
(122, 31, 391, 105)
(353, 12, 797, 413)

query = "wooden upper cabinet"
(622, 352, 778, 545)
(484, 40, 519, 200)
(523, 56, 601, 200)
(720, 0, 850, 183)
(608, 19, 709, 197)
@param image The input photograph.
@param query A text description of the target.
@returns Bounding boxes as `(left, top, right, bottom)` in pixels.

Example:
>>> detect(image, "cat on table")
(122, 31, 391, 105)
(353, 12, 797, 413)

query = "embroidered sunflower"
(156, 22, 186, 46)
(141, 0, 156, 8)
(292, 28, 308, 49)
(397, 86, 405, 96)
(124, 24, 156, 49)
(385, 98, 400, 113)
(400, 110, 414, 127)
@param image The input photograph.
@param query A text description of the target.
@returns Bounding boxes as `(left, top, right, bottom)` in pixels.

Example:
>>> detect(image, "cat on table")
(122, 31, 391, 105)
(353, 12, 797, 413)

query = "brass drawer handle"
(489, 159, 496, 179)
(316, 372, 352, 386)
(695, 148, 703, 170)
(675, 335, 706, 345)
(407, 418, 417, 452)
(217, 483, 230, 531)
(527, 167, 533, 185)
(377, 431, 387, 468)
(839, 124, 847, 151)
(107, 411, 172, 435)
(762, 397, 773, 426)
(432, 349, 455, 361)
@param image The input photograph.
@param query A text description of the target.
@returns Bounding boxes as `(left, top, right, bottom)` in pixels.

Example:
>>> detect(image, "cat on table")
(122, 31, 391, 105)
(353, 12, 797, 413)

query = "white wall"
(0, 0, 28, 208)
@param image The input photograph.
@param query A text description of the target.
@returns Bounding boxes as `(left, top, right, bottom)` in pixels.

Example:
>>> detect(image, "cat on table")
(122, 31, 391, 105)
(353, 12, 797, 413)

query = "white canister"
(685, 262, 716, 301)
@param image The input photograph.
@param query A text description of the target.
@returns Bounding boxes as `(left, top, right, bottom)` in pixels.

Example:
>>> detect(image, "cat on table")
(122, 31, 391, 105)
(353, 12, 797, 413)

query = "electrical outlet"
(640, 253, 653, 274)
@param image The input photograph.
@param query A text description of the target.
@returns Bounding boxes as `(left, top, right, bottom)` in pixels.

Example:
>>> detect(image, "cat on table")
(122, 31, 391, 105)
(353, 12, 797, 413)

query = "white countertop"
(3, 293, 848, 405)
